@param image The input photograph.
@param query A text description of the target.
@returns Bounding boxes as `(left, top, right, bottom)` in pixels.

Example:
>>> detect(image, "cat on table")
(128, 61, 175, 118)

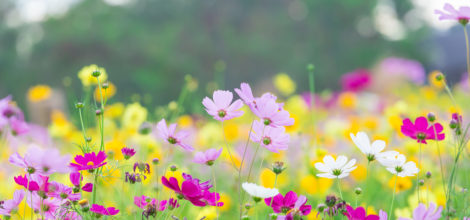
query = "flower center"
(167, 137, 177, 144)
(366, 154, 375, 162)
(206, 160, 214, 166)
(42, 204, 50, 212)
(281, 207, 290, 214)
(416, 132, 426, 140)
(60, 193, 68, 199)
(27, 167, 36, 174)
(262, 137, 271, 145)
(218, 110, 227, 118)
(87, 161, 95, 167)
(395, 166, 403, 173)
(263, 118, 271, 126)
(332, 169, 342, 176)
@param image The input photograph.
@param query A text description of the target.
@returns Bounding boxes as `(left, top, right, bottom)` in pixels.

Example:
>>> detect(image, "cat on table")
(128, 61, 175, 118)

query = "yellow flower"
(223, 122, 239, 142)
(105, 103, 124, 119)
(300, 174, 332, 195)
(260, 168, 288, 188)
(429, 71, 445, 89)
(196, 207, 218, 220)
(351, 164, 367, 181)
(49, 110, 75, 138)
(177, 115, 194, 128)
(121, 102, 147, 132)
(219, 193, 231, 212)
(77, 64, 108, 87)
(94, 82, 116, 101)
(105, 139, 126, 160)
(274, 73, 296, 96)
(388, 176, 412, 193)
(27, 85, 52, 102)
(338, 92, 357, 109)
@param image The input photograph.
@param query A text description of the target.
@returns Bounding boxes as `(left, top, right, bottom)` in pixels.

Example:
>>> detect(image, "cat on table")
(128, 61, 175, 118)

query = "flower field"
(2, 3, 470, 220)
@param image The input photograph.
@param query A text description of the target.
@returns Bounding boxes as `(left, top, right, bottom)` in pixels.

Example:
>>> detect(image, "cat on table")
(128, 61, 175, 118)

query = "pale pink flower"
(251, 95, 294, 127)
(250, 120, 289, 153)
(156, 119, 193, 151)
(202, 90, 244, 121)
(193, 148, 223, 165)
(0, 189, 25, 216)
(435, 3, 470, 22)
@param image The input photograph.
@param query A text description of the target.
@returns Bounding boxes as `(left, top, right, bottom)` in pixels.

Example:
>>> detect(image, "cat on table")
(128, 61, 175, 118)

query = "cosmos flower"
(161, 174, 221, 207)
(0, 95, 28, 134)
(265, 191, 311, 215)
(379, 153, 419, 177)
(234, 82, 256, 107)
(134, 195, 167, 211)
(70, 151, 107, 171)
(121, 147, 136, 160)
(193, 148, 223, 165)
(315, 155, 357, 179)
(202, 90, 244, 121)
(350, 132, 386, 162)
(275, 195, 311, 220)
(250, 95, 294, 127)
(27, 193, 61, 219)
(48, 181, 81, 202)
(156, 118, 194, 151)
(82, 183, 93, 192)
(242, 182, 279, 199)
(401, 117, 445, 144)
(0, 189, 24, 216)
(435, 3, 470, 23)
(90, 204, 120, 216)
(9, 145, 71, 175)
(341, 69, 371, 92)
(69, 171, 82, 187)
(250, 120, 290, 153)
(343, 205, 379, 220)
(398, 203, 442, 220)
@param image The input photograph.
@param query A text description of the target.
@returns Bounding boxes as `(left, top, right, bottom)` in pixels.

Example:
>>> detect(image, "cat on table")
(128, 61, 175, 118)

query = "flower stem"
(238, 119, 254, 219)
(433, 125, 447, 200)
(417, 142, 422, 204)
(464, 25, 470, 87)
(212, 165, 219, 220)
(221, 121, 239, 172)
(337, 178, 343, 199)
(78, 108, 88, 151)
(389, 174, 398, 219)
(268, 174, 278, 211)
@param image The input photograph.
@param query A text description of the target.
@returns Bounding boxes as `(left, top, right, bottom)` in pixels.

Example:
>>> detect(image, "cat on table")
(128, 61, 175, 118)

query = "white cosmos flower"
(350, 132, 386, 161)
(242, 182, 279, 198)
(315, 155, 357, 179)
(379, 152, 419, 177)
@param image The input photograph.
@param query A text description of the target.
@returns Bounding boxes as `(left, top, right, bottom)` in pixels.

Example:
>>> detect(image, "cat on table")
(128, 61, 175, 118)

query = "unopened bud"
(450, 119, 458, 129)
(419, 180, 424, 186)
(317, 204, 326, 212)
(138, 122, 152, 135)
(152, 158, 159, 165)
(272, 161, 286, 175)
(95, 109, 102, 116)
(92, 70, 101, 77)
(75, 102, 84, 109)
(427, 113, 436, 122)
(102, 82, 109, 89)
(354, 187, 362, 195)
(434, 72, 444, 81)
(241, 215, 250, 220)
(426, 171, 432, 179)
(170, 165, 177, 172)
(307, 64, 315, 72)
(245, 203, 252, 210)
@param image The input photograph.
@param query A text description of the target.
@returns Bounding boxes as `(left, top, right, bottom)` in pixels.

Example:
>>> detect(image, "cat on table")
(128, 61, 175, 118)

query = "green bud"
(354, 187, 362, 195)
(75, 102, 84, 109)
(92, 70, 101, 77)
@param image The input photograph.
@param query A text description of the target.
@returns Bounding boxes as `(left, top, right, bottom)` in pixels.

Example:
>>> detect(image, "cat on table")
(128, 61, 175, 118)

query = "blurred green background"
(0, 0, 466, 110)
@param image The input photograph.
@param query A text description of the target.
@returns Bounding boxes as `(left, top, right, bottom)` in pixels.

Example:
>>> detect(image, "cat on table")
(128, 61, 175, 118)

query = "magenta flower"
(156, 119, 194, 151)
(90, 204, 120, 216)
(0, 189, 24, 216)
(48, 181, 81, 202)
(275, 195, 311, 220)
(82, 183, 93, 192)
(121, 147, 136, 160)
(202, 90, 244, 121)
(398, 203, 442, 220)
(401, 117, 445, 144)
(265, 191, 311, 215)
(10, 118, 29, 136)
(435, 3, 470, 23)
(70, 151, 107, 171)
(69, 171, 82, 187)
(341, 69, 371, 92)
(14, 174, 49, 192)
(193, 148, 222, 165)
(343, 205, 379, 220)
(134, 195, 167, 211)
(251, 95, 294, 127)
(250, 120, 290, 153)
(9, 145, 71, 175)
(14, 174, 39, 191)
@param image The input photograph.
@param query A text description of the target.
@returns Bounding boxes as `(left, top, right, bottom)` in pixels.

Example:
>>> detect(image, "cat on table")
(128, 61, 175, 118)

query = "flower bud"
(427, 112, 436, 122)
(270, 213, 278, 220)
(354, 187, 362, 195)
(138, 122, 152, 135)
(102, 82, 109, 89)
(450, 119, 458, 129)
(92, 70, 101, 77)
(317, 204, 326, 212)
(95, 109, 102, 116)
(434, 72, 444, 81)
(325, 195, 337, 207)
(245, 203, 252, 210)
(242, 215, 250, 220)
(152, 158, 159, 165)
(425, 171, 432, 179)
(272, 161, 286, 175)
(419, 179, 424, 186)
(307, 64, 315, 72)
(86, 137, 92, 142)
(75, 102, 84, 109)
(170, 165, 177, 172)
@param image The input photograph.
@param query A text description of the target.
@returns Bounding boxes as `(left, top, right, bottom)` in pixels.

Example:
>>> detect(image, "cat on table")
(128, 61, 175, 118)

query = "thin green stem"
(246, 125, 266, 183)
(221, 121, 239, 172)
(268, 174, 278, 210)
(432, 125, 447, 200)
(337, 178, 343, 199)
(443, 80, 457, 109)
(238, 119, 254, 219)
(389, 174, 398, 219)
(78, 108, 88, 151)
(417, 143, 422, 204)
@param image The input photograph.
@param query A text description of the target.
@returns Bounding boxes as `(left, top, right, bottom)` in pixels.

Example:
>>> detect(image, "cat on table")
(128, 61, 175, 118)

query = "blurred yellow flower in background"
(121, 102, 147, 132)
(388, 176, 412, 193)
(94, 82, 117, 101)
(223, 122, 239, 142)
(260, 168, 288, 188)
(351, 164, 367, 181)
(105, 103, 124, 119)
(78, 64, 108, 87)
(274, 73, 296, 96)
(27, 85, 52, 102)
(429, 71, 445, 89)
(338, 92, 357, 109)
(178, 115, 194, 128)
(300, 174, 332, 195)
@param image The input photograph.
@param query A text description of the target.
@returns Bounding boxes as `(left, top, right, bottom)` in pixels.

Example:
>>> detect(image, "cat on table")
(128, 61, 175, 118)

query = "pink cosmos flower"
(82, 183, 93, 192)
(121, 147, 136, 160)
(265, 191, 311, 215)
(401, 117, 445, 144)
(0, 189, 25, 216)
(9, 145, 71, 175)
(275, 195, 311, 220)
(341, 69, 371, 92)
(47, 181, 81, 202)
(0, 95, 28, 135)
(90, 204, 120, 216)
(250, 120, 290, 153)
(343, 205, 379, 220)
(134, 195, 167, 211)
(69, 171, 82, 187)
(202, 90, 244, 121)
(9, 118, 29, 136)
(251, 95, 294, 127)
(156, 119, 194, 151)
(193, 148, 222, 165)
(435, 3, 470, 22)
(379, 57, 425, 85)
(234, 82, 256, 107)
(70, 151, 107, 171)
(14, 174, 49, 192)
(398, 203, 442, 220)
(27, 193, 61, 219)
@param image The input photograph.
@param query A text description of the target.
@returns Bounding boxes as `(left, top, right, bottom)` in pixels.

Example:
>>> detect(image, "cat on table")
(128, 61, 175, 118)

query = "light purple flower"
(156, 119, 194, 151)
(193, 148, 223, 165)
(398, 203, 442, 220)
(234, 82, 256, 106)
(9, 144, 71, 175)
(379, 57, 425, 85)
(202, 90, 244, 121)
(27, 193, 61, 219)
(251, 95, 294, 127)
(250, 120, 289, 153)
(435, 3, 470, 22)
(0, 189, 25, 216)
(48, 181, 81, 202)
